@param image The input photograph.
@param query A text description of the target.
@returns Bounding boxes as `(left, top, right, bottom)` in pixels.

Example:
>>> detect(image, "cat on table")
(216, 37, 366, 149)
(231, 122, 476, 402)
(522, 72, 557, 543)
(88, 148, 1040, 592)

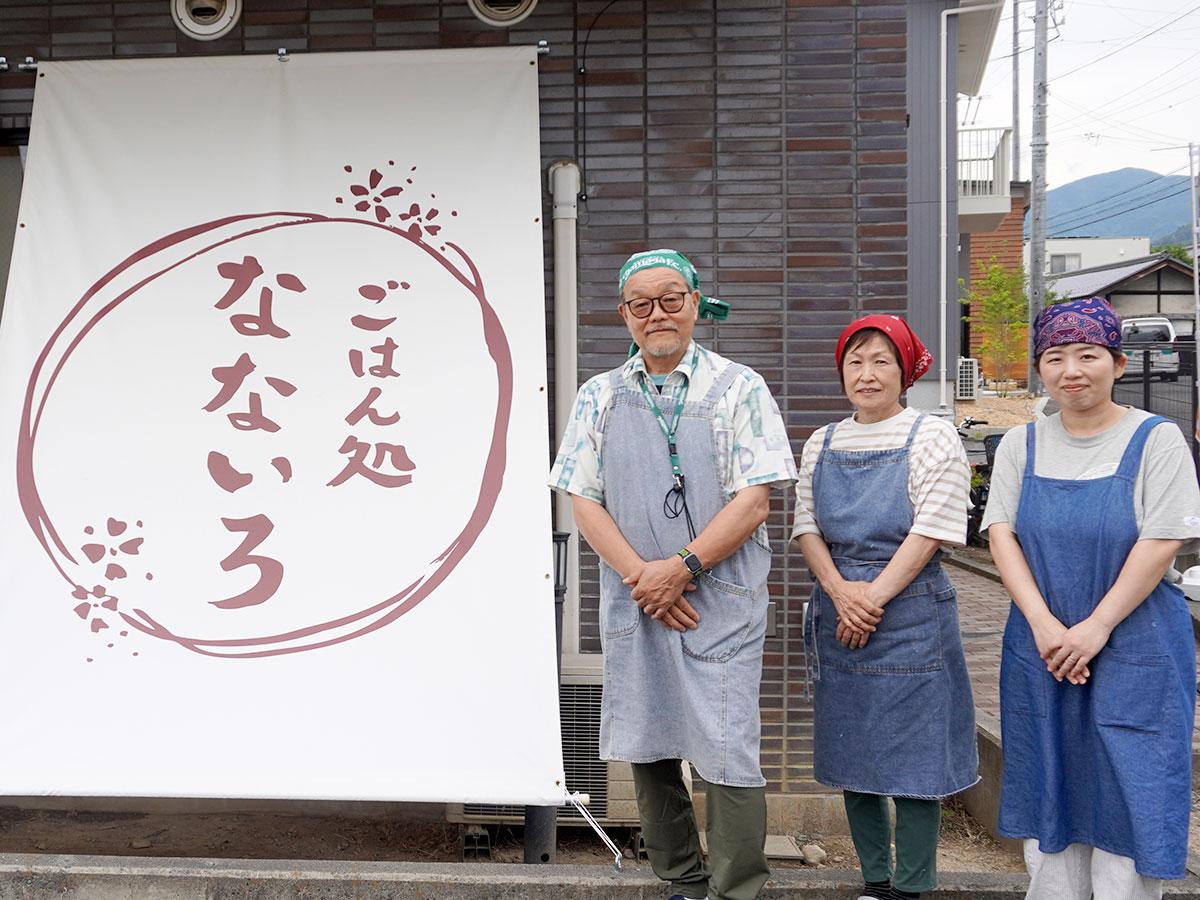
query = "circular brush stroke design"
(16, 212, 512, 658)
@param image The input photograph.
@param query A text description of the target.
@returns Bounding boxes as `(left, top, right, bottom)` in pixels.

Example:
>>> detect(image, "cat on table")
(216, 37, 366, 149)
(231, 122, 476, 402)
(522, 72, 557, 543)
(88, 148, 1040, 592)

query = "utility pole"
(1190, 143, 1198, 423)
(1027, 0, 1049, 394)
(1012, 0, 1021, 180)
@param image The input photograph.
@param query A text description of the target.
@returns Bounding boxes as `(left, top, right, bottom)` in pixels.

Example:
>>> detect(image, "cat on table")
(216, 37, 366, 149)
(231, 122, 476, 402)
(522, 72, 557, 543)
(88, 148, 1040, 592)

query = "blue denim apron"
(597, 361, 772, 787)
(998, 416, 1195, 879)
(807, 414, 979, 798)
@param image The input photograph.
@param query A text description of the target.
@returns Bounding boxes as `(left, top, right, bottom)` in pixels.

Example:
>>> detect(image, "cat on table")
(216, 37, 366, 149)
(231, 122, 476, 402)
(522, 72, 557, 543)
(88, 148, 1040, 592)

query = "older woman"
(793, 315, 978, 900)
(982, 297, 1200, 900)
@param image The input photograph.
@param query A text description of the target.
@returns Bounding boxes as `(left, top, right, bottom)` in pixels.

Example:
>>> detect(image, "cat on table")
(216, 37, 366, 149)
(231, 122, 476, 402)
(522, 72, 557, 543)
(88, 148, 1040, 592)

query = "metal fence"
(1112, 344, 1198, 469)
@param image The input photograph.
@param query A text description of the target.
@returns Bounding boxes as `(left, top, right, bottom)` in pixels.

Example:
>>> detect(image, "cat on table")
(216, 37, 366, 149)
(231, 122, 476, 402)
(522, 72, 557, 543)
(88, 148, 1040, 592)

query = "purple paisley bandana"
(1033, 296, 1122, 357)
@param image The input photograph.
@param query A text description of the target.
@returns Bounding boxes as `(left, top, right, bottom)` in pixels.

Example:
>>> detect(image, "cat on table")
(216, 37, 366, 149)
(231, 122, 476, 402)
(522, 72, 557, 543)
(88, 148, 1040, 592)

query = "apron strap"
(903, 413, 926, 449)
(1114, 415, 1168, 481)
(1023, 421, 1037, 479)
(701, 360, 745, 406)
(818, 420, 840, 464)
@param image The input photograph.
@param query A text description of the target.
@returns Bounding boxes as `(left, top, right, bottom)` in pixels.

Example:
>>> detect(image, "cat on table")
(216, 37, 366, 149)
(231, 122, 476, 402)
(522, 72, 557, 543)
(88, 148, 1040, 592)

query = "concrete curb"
(0, 855, 1197, 899)
(943, 551, 1003, 584)
(0, 855, 1032, 899)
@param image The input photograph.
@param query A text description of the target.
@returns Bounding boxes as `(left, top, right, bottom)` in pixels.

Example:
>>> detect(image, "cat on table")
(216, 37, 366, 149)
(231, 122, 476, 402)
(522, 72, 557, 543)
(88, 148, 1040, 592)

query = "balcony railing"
(959, 126, 1012, 200)
(958, 126, 1012, 233)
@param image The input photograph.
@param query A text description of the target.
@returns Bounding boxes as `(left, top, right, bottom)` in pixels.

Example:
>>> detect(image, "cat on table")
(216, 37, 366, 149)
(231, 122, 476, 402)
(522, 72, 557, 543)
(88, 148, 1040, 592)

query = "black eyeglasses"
(623, 291, 689, 319)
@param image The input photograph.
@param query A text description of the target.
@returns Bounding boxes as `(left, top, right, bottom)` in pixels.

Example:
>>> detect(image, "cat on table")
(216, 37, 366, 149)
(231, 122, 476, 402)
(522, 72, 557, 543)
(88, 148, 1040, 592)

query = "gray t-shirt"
(981, 407, 1200, 553)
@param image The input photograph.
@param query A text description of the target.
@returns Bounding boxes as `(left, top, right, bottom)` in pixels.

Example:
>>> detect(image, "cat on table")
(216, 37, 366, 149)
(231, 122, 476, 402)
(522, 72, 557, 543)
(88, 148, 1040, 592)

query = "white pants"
(1024, 841, 1163, 900)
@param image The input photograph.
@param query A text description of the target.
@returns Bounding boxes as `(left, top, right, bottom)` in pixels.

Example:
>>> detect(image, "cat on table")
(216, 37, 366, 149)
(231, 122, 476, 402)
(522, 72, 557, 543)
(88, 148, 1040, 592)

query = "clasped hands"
(623, 557, 700, 632)
(827, 579, 885, 650)
(1031, 612, 1113, 685)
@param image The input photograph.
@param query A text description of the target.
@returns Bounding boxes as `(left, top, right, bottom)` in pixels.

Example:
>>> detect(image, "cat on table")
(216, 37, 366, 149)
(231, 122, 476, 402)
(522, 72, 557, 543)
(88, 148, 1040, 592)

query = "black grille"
(464, 683, 606, 821)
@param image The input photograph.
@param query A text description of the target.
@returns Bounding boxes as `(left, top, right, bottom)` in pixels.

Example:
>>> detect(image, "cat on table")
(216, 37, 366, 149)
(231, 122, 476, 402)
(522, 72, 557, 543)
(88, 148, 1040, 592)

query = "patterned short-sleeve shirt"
(549, 343, 797, 543)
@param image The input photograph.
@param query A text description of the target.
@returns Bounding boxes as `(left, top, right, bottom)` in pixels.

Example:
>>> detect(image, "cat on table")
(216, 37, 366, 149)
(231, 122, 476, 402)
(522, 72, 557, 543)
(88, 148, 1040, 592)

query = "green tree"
(1151, 243, 1195, 267)
(962, 258, 1029, 392)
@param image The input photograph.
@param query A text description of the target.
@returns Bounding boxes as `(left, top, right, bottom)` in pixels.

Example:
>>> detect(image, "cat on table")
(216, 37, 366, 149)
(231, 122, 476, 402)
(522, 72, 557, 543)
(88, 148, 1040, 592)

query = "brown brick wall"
(0, 1, 909, 798)
(966, 181, 1028, 375)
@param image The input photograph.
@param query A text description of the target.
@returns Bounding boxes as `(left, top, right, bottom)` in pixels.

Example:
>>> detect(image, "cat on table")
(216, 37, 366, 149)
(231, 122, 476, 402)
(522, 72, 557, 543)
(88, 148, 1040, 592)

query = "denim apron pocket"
(999, 643, 1052, 718)
(818, 582, 945, 675)
(599, 561, 641, 639)
(681, 570, 762, 663)
(1092, 650, 1169, 734)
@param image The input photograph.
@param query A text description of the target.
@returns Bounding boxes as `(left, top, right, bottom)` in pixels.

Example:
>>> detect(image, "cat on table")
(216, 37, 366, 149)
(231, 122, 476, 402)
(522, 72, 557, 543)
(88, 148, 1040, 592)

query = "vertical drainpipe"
(549, 160, 581, 663)
(940, 3, 1001, 412)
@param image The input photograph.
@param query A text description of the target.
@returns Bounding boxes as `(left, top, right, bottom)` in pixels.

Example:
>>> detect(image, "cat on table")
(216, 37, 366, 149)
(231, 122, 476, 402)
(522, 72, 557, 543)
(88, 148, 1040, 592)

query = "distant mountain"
(1030, 167, 1192, 244)
(1154, 222, 1193, 247)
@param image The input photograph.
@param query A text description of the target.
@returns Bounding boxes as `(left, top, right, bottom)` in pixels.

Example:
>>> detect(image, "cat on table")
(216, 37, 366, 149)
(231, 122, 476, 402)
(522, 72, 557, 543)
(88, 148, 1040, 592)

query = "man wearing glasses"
(550, 250, 795, 900)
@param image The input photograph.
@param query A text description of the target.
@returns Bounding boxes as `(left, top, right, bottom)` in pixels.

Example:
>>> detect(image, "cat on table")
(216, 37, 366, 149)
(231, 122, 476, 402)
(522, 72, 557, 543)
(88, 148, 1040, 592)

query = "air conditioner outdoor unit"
(447, 679, 641, 828)
(956, 357, 980, 401)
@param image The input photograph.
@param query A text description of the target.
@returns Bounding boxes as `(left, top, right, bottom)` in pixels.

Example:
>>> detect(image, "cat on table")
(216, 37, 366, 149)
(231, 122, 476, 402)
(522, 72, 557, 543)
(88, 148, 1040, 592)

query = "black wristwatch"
(677, 547, 704, 578)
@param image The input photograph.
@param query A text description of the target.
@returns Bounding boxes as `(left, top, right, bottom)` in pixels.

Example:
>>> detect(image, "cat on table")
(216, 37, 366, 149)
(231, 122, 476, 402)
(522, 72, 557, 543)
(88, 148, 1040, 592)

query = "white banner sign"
(0, 48, 564, 804)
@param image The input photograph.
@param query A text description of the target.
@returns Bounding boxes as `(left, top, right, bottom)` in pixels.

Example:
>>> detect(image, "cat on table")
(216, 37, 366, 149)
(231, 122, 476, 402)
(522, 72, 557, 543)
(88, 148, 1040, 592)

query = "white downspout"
(939, 3, 1001, 412)
(549, 160, 581, 662)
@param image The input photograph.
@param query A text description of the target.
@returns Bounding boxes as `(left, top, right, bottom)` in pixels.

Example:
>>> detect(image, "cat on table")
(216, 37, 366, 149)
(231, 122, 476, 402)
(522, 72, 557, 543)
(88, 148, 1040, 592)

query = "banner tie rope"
(565, 789, 623, 871)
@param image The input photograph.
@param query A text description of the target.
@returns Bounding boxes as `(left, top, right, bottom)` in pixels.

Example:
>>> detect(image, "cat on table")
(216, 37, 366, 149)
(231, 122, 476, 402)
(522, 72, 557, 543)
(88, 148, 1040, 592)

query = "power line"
(1045, 165, 1190, 224)
(1050, 93, 1188, 144)
(1049, 2, 1200, 81)
(1047, 184, 1191, 235)
(1047, 182, 1190, 234)
(1048, 179, 1191, 230)
(1050, 49, 1200, 129)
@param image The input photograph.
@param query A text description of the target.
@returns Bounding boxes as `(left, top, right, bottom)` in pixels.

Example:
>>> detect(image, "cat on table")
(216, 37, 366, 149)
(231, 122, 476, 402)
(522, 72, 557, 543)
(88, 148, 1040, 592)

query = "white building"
(1024, 236, 1151, 276)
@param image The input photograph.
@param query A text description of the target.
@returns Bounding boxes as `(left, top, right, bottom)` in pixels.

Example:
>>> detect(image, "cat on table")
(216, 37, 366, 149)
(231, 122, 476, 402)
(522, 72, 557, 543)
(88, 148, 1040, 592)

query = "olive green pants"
(632, 759, 769, 900)
(843, 790, 940, 893)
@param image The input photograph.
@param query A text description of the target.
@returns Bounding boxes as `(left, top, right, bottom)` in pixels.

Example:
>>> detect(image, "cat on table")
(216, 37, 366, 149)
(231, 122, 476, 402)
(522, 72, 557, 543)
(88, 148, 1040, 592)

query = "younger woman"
(983, 297, 1200, 900)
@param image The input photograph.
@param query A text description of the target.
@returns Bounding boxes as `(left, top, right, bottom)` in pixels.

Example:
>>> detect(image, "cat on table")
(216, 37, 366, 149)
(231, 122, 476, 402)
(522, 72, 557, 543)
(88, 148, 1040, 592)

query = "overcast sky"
(965, 0, 1199, 189)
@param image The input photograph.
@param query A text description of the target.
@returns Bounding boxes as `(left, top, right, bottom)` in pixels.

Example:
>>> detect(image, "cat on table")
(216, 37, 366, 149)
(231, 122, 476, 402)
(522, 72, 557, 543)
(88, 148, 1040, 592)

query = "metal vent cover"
(466, 0, 538, 27)
(956, 357, 980, 401)
(171, 0, 241, 40)
(464, 683, 606, 820)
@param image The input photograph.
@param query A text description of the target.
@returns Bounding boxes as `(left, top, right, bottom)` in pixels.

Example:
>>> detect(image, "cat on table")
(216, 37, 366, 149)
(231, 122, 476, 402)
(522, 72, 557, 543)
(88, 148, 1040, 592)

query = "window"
(1049, 253, 1082, 274)
(1124, 324, 1171, 343)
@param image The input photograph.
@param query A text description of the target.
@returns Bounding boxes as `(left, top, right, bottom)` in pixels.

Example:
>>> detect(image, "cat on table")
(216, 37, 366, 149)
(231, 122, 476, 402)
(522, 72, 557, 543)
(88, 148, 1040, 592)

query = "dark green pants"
(843, 790, 940, 893)
(632, 759, 770, 900)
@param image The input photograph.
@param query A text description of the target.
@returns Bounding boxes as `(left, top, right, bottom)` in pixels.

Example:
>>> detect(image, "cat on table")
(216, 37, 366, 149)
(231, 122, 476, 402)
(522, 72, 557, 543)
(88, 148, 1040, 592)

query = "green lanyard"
(636, 345, 699, 488)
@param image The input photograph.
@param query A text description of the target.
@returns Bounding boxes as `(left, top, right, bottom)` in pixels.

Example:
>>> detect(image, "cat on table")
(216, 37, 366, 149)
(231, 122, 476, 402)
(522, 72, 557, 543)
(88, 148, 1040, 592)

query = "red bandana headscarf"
(835, 315, 933, 389)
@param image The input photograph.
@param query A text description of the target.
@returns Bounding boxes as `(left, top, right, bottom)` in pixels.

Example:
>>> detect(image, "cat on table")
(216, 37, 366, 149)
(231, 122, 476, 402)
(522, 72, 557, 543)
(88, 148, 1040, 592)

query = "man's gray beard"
(645, 338, 683, 358)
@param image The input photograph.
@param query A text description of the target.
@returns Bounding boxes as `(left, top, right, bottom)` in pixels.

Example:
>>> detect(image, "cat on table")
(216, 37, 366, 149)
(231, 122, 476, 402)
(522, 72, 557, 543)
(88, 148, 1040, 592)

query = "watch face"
(685, 554, 703, 574)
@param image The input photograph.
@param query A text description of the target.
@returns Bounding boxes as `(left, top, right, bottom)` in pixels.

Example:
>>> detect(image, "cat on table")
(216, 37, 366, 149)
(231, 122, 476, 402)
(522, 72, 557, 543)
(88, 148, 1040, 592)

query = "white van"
(1122, 316, 1179, 381)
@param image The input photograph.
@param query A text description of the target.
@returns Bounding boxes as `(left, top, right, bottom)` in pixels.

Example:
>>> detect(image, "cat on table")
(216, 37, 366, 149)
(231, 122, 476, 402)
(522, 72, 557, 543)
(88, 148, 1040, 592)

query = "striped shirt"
(790, 406, 970, 546)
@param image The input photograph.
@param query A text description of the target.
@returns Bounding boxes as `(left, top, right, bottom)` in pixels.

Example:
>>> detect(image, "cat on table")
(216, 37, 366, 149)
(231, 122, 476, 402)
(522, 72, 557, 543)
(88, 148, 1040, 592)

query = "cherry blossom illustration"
(335, 165, 405, 223)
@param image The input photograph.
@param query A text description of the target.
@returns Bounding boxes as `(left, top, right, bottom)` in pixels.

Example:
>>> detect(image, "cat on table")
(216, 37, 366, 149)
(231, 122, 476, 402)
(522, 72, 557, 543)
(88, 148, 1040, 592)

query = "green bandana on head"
(618, 249, 701, 295)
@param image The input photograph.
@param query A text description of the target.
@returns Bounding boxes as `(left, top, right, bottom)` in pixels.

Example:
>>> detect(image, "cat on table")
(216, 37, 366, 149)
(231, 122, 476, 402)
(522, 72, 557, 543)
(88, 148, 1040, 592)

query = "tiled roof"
(1047, 253, 1189, 299)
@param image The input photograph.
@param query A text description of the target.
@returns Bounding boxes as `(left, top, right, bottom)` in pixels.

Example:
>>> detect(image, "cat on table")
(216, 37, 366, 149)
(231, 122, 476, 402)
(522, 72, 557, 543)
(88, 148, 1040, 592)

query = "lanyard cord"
(636, 346, 700, 542)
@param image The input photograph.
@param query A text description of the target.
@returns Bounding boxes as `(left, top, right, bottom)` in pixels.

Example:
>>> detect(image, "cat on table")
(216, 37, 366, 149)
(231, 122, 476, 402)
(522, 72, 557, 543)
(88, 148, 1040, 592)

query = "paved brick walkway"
(948, 564, 1200, 747)
(949, 566, 1010, 726)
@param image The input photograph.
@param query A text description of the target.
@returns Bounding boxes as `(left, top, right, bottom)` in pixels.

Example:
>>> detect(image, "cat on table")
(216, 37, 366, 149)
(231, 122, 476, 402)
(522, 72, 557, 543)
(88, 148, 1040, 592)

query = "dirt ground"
(793, 799, 1023, 875)
(0, 798, 1024, 873)
(955, 394, 1040, 429)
